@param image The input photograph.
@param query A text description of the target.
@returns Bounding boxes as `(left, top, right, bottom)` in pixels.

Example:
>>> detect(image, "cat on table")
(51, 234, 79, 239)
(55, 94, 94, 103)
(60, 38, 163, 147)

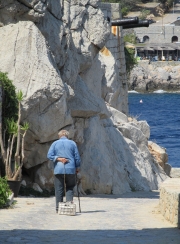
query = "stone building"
(134, 25, 180, 61)
(135, 25, 180, 44)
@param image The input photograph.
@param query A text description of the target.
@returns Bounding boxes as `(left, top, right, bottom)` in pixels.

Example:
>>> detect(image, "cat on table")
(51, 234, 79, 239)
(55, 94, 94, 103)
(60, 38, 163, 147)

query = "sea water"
(128, 91, 180, 168)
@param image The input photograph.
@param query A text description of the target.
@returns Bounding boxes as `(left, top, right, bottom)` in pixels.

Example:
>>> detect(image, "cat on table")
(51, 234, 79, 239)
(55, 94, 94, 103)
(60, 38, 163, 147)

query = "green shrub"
(0, 177, 11, 208)
(139, 9, 150, 20)
(0, 72, 18, 177)
(124, 33, 137, 44)
(0, 72, 18, 128)
(121, 6, 130, 17)
(124, 47, 137, 75)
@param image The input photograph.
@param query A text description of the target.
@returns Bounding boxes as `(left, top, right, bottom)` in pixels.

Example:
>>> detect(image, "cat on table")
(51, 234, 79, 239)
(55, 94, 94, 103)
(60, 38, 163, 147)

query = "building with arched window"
(135, 25, 180, 44)
(172, 36, 178, 42)
(134, 25, 180, 61)
(143, 36, 150, 43)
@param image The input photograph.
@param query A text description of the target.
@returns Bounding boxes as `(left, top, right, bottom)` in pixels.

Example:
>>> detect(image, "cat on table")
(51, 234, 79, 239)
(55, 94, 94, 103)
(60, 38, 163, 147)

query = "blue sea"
(128, 91, 180, 168)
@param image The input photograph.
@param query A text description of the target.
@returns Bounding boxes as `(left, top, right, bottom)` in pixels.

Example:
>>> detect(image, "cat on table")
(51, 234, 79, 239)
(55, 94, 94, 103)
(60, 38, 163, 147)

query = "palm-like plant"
(0, 90, 29, 180)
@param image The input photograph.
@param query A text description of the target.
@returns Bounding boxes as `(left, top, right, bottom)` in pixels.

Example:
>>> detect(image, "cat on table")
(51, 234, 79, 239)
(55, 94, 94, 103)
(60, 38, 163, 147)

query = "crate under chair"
(58, 202, 76, 216)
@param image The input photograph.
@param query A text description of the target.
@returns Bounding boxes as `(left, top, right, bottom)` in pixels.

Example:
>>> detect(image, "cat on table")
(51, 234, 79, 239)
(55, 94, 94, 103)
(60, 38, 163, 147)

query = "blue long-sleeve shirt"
(47, 137, 81, 174)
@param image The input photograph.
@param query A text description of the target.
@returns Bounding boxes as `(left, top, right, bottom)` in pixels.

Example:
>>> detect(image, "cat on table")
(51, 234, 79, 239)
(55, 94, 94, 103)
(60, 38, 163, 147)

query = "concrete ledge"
(159, 178, 180, 228)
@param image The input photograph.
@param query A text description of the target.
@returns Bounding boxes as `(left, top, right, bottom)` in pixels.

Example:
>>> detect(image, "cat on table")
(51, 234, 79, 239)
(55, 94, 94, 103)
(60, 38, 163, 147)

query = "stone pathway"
(0, 191, 180, 244)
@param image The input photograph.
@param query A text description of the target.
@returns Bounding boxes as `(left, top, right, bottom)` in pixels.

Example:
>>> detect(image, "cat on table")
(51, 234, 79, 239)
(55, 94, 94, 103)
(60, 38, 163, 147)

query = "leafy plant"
(0, 72, 18, 177)
(121, 6, 130, 17)
(124, 47, 137, 75)
(0, 72, 18, 128)
(139, 9, 150, 20)
(0, 73, 29, 181)
(124, 33, 137, 44)
(0, 177, 11, 208)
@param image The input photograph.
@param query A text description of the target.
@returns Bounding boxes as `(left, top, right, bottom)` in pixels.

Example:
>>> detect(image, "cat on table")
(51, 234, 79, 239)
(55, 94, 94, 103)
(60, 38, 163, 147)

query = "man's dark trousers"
(54, 174, 76, 211)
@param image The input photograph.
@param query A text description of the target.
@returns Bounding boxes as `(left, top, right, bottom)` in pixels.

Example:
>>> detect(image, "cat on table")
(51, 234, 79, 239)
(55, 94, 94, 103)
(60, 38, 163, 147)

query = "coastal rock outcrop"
(129, 61, 180, 92)
(0, 1, 168, 194)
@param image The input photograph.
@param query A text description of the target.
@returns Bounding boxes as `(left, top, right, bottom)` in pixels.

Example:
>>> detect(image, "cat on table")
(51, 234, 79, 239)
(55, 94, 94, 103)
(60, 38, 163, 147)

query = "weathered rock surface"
(148, 141, 168, 169)
(129, 61, 180, 92)
(0, 21, 73, 144)
(0, 1, 168, 194)
(79, 115, 167, 194)
(170, 168, 180, 178)
(0, 0, 47, 24)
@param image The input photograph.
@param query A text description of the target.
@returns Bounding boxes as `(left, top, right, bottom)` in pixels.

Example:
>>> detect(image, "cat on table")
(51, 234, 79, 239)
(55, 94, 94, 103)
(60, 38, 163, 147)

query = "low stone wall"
(159, 178, 180, 228)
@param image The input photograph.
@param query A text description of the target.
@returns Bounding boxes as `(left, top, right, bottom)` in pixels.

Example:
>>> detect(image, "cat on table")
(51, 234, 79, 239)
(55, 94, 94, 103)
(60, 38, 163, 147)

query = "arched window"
(143, 36, 150, 43)
(136, 37, 140, 43)
(172, 36, 178, 43)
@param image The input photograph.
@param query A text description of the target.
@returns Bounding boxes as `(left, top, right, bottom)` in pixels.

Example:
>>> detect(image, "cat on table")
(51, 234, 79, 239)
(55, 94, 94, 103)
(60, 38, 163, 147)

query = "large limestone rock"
(67, 76, 110, 119)
(34, 161, 54, 191)
(80, 16, 129, 115)
(79, 115, 167, 194)
(0, 1, 168, 194)
(0, 0, 47, 24)
(136, 121, 150, 140)
(0, 21, 72, 145)
(107, 105, 128, 125)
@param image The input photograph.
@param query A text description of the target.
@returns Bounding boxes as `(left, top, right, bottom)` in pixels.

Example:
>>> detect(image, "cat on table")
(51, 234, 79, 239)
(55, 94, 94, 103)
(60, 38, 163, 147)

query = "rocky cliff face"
(0, 0, 168, 194)
(129, 61, 180, 92)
